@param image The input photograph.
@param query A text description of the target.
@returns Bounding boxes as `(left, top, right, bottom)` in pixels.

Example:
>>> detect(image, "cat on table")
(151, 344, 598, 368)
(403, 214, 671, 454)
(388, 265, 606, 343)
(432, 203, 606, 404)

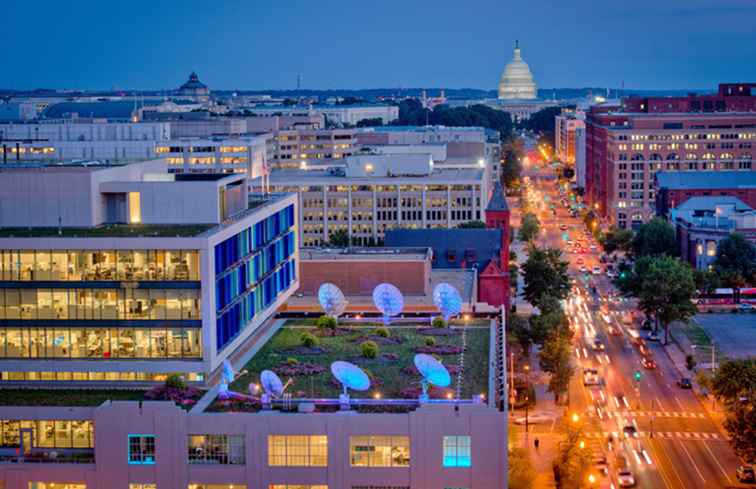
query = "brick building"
(654, 170, 756, 217)
(585, 83, 756, 229)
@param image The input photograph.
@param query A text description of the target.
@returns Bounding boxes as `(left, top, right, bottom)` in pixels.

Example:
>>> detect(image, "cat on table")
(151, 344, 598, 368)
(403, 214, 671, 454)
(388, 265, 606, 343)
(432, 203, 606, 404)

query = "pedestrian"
(534, 438, 540, 450)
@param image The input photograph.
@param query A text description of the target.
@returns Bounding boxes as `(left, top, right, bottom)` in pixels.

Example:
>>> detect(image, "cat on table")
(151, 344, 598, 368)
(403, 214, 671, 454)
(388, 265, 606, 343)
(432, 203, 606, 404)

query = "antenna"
(372, 283, 404, 326)
(433, 283, 462, 322)
(331, 361, 370, 409)
(318, 283, 348, 320)
(414, 354, 451, 403)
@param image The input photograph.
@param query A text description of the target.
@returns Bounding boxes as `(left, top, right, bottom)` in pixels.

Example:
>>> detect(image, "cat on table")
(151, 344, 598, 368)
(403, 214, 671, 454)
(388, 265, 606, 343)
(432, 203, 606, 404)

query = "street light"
(588, 473, 597, 486)
(571, 412, 580, 424)
(524, 365, 531, 434)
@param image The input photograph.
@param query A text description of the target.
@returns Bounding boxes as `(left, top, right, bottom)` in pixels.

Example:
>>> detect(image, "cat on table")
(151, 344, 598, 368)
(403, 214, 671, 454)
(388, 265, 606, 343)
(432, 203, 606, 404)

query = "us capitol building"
(494, 41, 558, 121)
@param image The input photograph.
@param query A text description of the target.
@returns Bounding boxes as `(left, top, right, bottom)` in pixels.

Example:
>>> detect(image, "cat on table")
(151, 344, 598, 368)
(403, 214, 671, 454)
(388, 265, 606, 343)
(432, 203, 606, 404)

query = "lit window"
(128, 434, 156, 464)
(696, 243, 704, 256)
(189, 486, 248, 489)
(28, 484, 87, 489)
(706, 241, 717, 257)
(188, 434, 245, 465)
(269, 486, 328, 489)
(128, 192, 141, 224)
(443, 435, 471, 468)
(268, 435, 327, 467)
(349, 436, 410, 467)
(129, 485, 156, 489)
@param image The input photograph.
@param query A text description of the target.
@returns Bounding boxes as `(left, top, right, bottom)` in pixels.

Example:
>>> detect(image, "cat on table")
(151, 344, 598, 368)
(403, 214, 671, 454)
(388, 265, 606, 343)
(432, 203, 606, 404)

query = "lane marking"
(701, 439, 733, 484)
(678, 440, 706, 484)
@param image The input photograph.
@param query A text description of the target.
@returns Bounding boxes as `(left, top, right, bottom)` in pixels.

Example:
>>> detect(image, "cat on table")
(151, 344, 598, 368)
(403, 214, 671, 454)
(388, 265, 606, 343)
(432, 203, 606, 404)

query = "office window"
(28, 484, 87, 489)
(188, 434, 245, 465)
(129, 485, 156, 489)
(269, 486, 327, 489)
(128, 192, 142, 224)
(268, 435, 327, 467)
(442, 436, 471, 468)
(349, 436, 410, 467)
(189, 486, 247, 489)
(128, 435, 156, 464)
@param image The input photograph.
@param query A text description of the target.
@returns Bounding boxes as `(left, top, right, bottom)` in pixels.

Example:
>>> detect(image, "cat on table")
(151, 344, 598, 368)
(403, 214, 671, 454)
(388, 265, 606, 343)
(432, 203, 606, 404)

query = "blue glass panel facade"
(214, 205, 296, 352)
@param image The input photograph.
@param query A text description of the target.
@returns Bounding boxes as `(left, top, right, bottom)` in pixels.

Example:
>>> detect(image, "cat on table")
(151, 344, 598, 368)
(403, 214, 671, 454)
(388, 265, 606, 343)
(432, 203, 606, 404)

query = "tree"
(327, 229, 350, 247)
(631, 217, 678, 257)
(622, 255, 696, 344)
(723, 401, 756, 463)
(599, 226, 634, 255)
(713, 233, 756, 302)
(693, 269, 721, 295)
(529, 296, 571, 346)
(501, 135, 524, 191)
(553, 415, 592, 488)
(712, 358, 756, 408)
(518, 213, 540, 242)
(355, 117, 384, 127)
(508, 447, 536, 489)
(522, 246, 571, 310)
(539, 332, 574, 404)
(508, 313, 533, 355)
(456, 220, 486, 229)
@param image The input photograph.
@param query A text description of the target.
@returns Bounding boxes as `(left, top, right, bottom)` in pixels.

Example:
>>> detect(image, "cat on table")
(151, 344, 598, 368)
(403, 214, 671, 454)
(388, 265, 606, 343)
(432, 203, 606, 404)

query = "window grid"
(128, 434, 156, 465)
(442, 436, 471, 468)
(267, 435, 327, 467)
(188, 434, 245, 465)
(349, 436, 410, 467)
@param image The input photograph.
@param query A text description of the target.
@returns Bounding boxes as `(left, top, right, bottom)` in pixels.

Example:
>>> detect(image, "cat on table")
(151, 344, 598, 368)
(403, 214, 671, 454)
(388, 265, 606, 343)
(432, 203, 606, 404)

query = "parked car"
(678, 378, 693, 389)
(580, 266, 588, 273)
(617, 469, 636, 487)
(736, 465, 755, 483)
(592, 266, 602, 275)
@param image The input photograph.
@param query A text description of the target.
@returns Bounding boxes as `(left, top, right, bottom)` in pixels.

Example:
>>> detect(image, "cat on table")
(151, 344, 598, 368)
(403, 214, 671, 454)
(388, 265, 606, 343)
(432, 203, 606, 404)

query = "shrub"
(432, 317, 446, 329)
(361, 340, 379, 359)
(286, 357, 299, 366)
(374, 327, 390, 338)
(425, 337, 437, 347)
(165, 373, 186, 390)
(685, 354, 697, 371)
(316, 315, 337, 330)
(300, 332, 319, 348)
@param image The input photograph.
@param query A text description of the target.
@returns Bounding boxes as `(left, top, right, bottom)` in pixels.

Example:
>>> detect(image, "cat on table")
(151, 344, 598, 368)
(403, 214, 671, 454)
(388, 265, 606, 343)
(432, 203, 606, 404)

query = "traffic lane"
(651, 437, 734, 489)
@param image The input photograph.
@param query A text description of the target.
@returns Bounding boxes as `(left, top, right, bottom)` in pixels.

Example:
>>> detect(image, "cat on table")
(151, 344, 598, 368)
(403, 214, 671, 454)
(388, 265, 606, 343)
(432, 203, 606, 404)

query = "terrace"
(0, 224, 213, 238)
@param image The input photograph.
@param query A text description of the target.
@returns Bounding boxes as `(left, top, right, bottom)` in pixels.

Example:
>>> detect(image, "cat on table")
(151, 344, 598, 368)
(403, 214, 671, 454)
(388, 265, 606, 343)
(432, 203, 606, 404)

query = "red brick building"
(654, 170, 756, 217)
(585, 83, 756, 229)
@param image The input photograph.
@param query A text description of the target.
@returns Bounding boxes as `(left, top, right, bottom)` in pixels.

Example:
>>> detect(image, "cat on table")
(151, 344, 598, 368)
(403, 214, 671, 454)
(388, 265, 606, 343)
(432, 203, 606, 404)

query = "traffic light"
(634, 371, 642, 382)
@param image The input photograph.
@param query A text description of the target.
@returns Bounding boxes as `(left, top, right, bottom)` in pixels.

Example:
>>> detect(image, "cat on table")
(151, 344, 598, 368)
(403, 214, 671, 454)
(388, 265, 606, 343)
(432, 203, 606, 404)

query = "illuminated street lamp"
(571, 412, 580, 424)
(588, 473, 597, 486)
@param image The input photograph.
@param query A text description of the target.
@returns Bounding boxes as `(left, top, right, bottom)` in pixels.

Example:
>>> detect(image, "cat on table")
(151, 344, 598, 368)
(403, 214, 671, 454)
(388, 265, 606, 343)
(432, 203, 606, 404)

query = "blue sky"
(2, 0, 755, 91)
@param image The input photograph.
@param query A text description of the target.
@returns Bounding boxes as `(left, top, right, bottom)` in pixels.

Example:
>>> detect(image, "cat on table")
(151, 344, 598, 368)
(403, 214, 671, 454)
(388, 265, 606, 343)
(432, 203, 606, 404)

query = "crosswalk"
(587, 410, 707, 419)
(584, 431, 724, 440)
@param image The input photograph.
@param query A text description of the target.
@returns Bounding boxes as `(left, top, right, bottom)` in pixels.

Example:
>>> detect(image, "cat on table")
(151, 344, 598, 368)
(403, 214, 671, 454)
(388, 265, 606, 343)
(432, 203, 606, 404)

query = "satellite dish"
(331, 360, 371, 396)
(260, 370, 284, 397)
(414, 353, 451, 402)
(433, 283, 462, 322)
(372, 283, 404, 325)
(221, 359, 235, 385)
(318, 283, 348, 318)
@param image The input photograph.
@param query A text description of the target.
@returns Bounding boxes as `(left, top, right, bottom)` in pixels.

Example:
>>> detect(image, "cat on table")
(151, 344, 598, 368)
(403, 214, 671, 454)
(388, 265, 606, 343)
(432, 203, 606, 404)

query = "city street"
(521, 164, 746, 489)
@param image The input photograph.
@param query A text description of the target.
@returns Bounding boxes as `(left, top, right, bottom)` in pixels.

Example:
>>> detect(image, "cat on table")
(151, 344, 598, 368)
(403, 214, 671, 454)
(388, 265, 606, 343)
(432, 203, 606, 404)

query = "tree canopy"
(522, 246, 570, 310)
(713, 233, 756, 288)
(518, 212, 541, 242)
(712, 358, 756, 462)
(599, 226, 634, 255)
(631, 217, 678, 257)
(394, 99, 515, 139)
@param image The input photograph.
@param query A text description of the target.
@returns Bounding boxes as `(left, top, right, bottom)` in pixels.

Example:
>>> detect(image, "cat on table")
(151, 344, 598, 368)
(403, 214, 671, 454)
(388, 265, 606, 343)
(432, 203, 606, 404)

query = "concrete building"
(575, 126, 587, 189)
(157, 135, 270, 178)
(670, 196, 756, 270)
(271, 128, 356, 169)
(0, 159, 298, 387)
(584, 83, 756, 229)
(0, 102, 37, 121)
(385, 183, 511, 310)
(260, 150, 488, 247)
(654, 170, 756, 217)
(247, 106, 398, 128)
(555, 109, 585, 165)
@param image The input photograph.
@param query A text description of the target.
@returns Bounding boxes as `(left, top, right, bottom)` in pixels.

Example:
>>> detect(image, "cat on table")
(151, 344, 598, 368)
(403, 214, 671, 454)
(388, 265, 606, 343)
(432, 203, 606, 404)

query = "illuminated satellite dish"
(318, 283, 348, 318)
(331, 360, 371, 396)
(414, 353, 451, 402)
(372, 283, 404, 325)
(433, 283, 462, 322)
(260, 370, 284, 397)
(221, 359, 235, 385)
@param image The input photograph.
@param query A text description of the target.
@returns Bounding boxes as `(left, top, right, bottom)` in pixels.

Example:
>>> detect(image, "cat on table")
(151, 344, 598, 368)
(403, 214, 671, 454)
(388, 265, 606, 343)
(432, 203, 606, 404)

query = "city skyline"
(2, 0, 756, 91)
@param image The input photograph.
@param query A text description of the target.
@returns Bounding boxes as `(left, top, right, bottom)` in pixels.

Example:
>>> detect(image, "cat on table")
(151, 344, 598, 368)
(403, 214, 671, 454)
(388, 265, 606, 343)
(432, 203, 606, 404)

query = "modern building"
(247, 106, 398, 128)
(584, 83, 756, 229)
(497, 41, 537, 100)
(156, 135, 270, 178)
(670, 196, 756, 270)
(555, 109, 585, 165)
(261, 150, 489, 247)
(270, 128, 356, 169)
(385, 183, 511, 310)
(654, 170, 756, 217)
(0, 159, 298, 387)
(575, 126, 587, 189)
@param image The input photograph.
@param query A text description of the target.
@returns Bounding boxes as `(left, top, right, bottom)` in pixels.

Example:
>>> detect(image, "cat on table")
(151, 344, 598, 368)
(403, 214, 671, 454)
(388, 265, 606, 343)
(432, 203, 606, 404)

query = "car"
(592, 266, 601, 275)
(580, 266, 588, 273)
(590, 245, 598, 252)
(606, 270, 616, 279)
(641, 357, 657, 369)
(678, 378, 693, 389)
(567, 240, 574, 246)
(736, 465, 755, 482)
(617, 469, 636, 487)
(583, 368, 600, 386)
(560, 224, 568, 231)
(738, 303, 754, 311)
(589, 386, 607, 405)
(646, 331, 660, 342)
(513, 413, 555, 425)
(592, 339, 605, 351)
(622, 424, 638, 438)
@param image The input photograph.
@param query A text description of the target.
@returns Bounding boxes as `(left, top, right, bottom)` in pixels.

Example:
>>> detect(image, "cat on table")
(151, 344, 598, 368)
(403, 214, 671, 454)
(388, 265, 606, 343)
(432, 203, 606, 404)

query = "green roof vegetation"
(0, 389, 146, 407)
(0, 224, 214, 238)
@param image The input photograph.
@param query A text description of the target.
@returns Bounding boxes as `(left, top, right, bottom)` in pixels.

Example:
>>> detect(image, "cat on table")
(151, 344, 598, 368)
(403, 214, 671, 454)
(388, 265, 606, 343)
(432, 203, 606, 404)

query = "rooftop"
(385, 228, 503, 270)
(269, 167, 483, 184)
(366, 125, 486, 133)
(656, 170, 756, 190)
(675, 196, 752, 212)
(300, 246, 431, 262)
(0, 223, 214, 238)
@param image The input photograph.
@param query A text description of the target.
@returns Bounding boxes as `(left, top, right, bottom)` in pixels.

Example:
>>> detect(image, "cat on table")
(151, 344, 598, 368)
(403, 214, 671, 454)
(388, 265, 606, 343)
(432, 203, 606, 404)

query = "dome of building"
(177, 72, 210, 101)
(498, 42, 537, 100)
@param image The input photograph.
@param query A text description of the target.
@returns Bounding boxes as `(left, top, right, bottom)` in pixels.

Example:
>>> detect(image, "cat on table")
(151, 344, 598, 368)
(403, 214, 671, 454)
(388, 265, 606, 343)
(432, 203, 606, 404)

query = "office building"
(270, 128, 356, 169)
(555, 109, 585, 165)
(654, 170, 756, 217)
(584, 83, 756, 229)
(247, 105, 398, 127)
(156, 135, 270, 177)
(575, 126, 587, 189)
(0, 159, 298, 387)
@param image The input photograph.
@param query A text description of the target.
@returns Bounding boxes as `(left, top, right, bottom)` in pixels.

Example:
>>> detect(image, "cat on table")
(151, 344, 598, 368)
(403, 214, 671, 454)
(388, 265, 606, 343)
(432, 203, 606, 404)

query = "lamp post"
(524, 364, 531, 436)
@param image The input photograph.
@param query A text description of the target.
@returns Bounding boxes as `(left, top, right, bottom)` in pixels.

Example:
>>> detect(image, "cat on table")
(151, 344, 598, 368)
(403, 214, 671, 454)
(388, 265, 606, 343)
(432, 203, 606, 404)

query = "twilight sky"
(2, 0, 755, 91)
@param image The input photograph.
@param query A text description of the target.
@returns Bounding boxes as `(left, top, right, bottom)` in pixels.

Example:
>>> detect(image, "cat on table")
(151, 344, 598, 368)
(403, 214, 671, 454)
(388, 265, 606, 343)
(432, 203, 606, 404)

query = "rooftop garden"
(0, 223, 214, 238)
(210, 318, 491, 413)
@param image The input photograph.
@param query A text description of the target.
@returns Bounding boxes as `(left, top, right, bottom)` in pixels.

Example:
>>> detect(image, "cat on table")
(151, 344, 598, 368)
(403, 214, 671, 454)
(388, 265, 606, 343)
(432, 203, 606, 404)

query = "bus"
(696, 288, 756, 305)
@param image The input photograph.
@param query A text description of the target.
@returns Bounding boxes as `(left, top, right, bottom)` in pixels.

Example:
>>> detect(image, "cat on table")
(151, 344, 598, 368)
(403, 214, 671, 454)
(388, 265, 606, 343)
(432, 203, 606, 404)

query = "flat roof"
(0, 223, 214, 238)
(301, 246, 430, 261)
(0, 161, 130, 172)
(269, 167, 484, 184)
(656, 170, 756, 190)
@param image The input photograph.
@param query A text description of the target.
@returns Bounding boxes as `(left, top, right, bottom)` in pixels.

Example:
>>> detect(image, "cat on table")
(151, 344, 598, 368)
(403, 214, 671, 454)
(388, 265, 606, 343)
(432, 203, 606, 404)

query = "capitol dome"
(498, 41, 537, 100)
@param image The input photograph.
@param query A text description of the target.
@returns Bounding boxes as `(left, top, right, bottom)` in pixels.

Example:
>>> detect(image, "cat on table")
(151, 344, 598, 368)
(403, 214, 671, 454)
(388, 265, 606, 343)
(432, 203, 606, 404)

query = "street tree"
(693, 269, 721, 295)
(631, 217, 678, 257)
(553, 413, 592, 487)
(712, 358, 756, 408)
(599, 226, 634, 255)
(723, 402, 756, 463)
(713, 233, 756, 302)
(529, 295, 571, 346)
(508, 447, 536, 489)
(539, 331, 574, 404)
(518, 213, 540, 242)
(507, 313, 533, 356)
(522, 246, 571, 310)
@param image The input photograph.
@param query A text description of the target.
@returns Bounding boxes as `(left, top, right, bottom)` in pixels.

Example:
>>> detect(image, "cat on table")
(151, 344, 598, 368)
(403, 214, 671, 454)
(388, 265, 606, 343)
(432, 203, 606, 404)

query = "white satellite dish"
(433, 283, 462, 322)
(331, 360, 371, 397)
(260, 370, 285, 397)
(222, 359, 235, 384)
(414, 353, 451, 402)
(373, 283, 404, 325)
(318, 282, 348, 318)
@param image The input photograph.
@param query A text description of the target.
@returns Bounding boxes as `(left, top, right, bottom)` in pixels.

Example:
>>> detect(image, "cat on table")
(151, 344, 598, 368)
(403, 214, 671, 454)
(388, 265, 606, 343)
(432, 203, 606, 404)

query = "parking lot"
(694, 313, 756, 359)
